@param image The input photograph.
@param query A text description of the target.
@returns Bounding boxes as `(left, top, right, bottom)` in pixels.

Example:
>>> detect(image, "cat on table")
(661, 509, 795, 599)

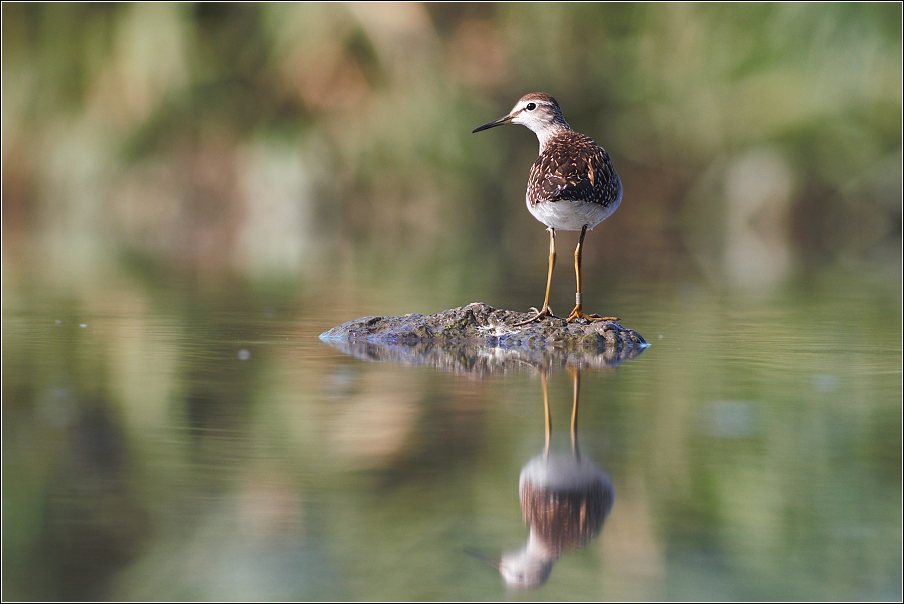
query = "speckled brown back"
(528, 131, 622, 209)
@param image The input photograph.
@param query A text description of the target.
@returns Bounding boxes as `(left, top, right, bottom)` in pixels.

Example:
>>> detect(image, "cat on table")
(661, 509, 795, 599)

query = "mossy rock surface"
(320, 303, 648, 373)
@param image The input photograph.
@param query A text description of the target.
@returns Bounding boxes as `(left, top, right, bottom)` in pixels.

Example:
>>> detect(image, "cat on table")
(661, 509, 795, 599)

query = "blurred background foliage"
(3, 2, 901, 298)
(2, 4, 901, 600)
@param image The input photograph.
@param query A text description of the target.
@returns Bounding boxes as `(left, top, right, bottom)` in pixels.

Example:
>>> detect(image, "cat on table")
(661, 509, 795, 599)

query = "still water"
(2, 269, 901, 600)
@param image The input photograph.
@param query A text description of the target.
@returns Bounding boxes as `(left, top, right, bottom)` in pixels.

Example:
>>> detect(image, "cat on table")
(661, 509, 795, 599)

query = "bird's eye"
(526, 103, 537, 111)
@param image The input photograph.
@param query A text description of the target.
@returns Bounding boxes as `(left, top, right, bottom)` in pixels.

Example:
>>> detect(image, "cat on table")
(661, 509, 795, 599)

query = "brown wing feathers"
(528, 132, 618, 208)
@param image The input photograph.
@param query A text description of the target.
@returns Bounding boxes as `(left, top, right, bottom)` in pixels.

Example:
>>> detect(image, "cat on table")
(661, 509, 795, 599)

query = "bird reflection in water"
(320, 334, 637, 589)
(482, 366, 614, 590)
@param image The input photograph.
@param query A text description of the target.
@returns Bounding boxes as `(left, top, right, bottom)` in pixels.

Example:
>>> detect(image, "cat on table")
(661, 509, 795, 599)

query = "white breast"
(526, 195, 620, 231)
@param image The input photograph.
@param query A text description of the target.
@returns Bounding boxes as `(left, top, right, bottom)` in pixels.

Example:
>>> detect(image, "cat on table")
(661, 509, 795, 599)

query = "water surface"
(2, 270, 901, 600)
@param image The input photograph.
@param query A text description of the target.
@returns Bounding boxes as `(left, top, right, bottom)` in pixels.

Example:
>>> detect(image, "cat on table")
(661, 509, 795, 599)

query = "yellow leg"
(566, 226, 619, 323)
(542, 368, 551, 458)
(569, 366, 581, 458)
(515, 228, 560, 326)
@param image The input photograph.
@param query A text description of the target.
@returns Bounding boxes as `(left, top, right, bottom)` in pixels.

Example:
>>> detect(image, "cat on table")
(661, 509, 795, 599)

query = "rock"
(319, 302, 648, 373)
(320, 302, 647, 349)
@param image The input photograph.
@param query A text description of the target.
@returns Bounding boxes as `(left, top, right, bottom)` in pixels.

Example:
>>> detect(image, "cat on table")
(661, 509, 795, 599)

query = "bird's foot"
(565, 306, 619, 323)
(513, 305, 561, 326)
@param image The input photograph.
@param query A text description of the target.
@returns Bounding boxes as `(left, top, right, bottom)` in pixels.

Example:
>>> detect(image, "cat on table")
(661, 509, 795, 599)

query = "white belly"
(526, 196, 620, 231)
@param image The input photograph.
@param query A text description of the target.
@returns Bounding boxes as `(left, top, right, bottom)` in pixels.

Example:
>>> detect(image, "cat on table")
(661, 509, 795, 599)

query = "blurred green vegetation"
(1, 5, 901, 599)
(2, 3, 901, 295)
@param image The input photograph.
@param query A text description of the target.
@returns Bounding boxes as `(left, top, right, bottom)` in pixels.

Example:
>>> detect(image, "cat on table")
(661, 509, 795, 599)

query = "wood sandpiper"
(473, 93, 622, 324)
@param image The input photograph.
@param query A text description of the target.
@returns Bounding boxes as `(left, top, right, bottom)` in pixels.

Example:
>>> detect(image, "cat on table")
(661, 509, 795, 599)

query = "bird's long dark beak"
(463, 547, 501, 569)
(472, 114, 513, 133)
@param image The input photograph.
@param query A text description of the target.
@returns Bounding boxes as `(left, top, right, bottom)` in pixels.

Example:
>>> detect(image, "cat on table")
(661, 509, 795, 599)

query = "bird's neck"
(535, 122, 572, 154)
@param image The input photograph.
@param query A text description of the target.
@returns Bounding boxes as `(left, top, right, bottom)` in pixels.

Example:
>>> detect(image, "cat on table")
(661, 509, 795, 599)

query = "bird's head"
(472, 93, 571, 137)
(498, 544, 556, 589)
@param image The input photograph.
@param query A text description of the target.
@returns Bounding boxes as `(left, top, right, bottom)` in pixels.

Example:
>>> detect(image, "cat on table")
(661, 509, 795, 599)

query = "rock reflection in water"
(319, 331, 646, 375)
(497, 367, 614, 589)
